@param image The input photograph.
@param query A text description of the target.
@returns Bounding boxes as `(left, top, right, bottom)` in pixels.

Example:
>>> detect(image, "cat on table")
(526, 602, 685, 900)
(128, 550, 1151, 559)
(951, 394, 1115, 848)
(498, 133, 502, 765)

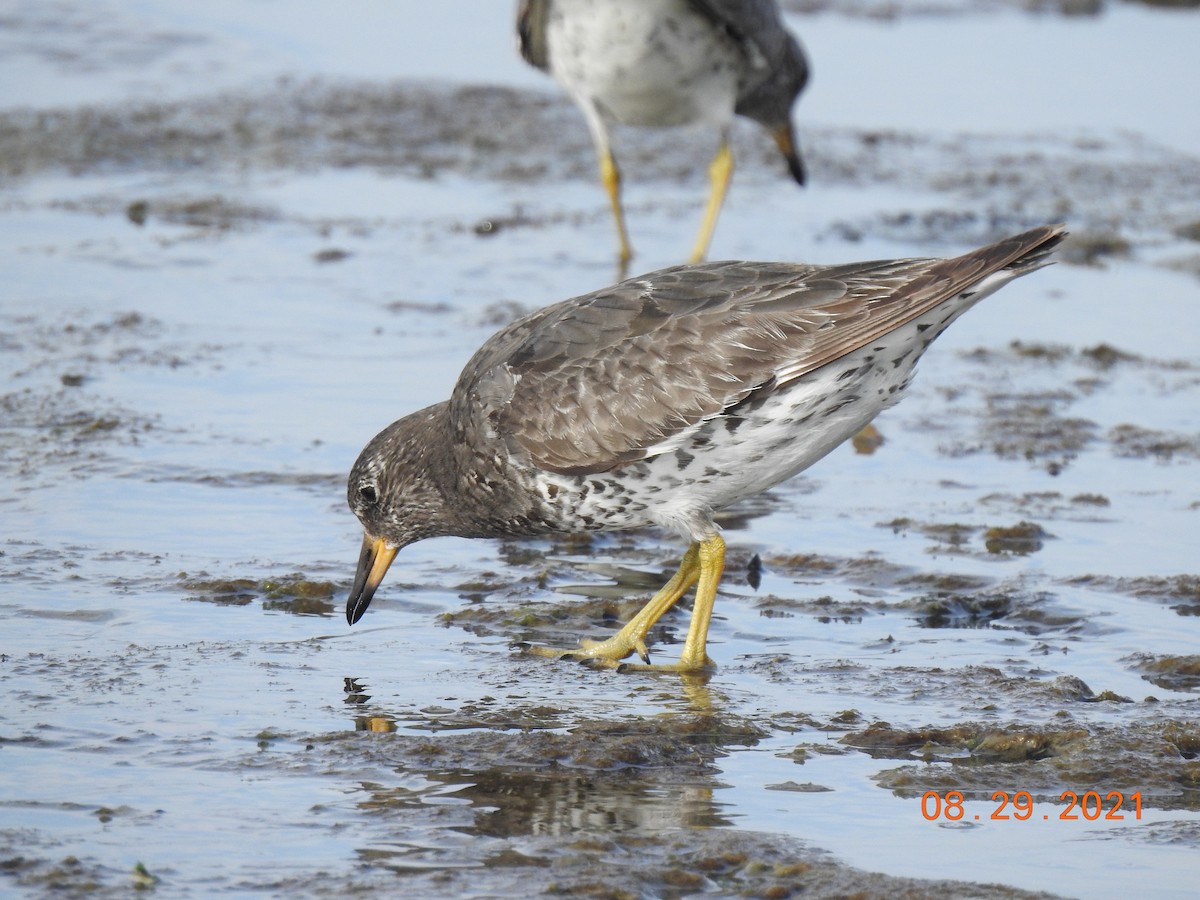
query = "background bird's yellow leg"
(599, 149, 633, 274)
(673, 534, 725, 672)
(527, 544, 700, 664)
(688, 139, 733, 263)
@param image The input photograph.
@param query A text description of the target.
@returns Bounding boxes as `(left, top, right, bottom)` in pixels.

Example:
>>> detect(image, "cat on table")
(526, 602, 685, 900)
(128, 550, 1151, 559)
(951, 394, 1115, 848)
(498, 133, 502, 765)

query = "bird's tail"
(995, 224, 1068, 275)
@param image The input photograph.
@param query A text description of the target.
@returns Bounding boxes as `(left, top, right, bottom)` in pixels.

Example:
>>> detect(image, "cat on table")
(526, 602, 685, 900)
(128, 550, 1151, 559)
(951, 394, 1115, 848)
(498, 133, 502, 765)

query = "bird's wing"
(516, 0, 551, 71)
(688, 0, 795, 70)
(458, 226, 1064, 475)
(687, 0, 770, 69)
(458, 262, 825, 475)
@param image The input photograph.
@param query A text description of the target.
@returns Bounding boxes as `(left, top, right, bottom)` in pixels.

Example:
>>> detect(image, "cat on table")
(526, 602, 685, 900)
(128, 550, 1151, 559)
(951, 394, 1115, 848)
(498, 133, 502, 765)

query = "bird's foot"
(521, 638, 714, 675)
(522, 632, 649, 666)
(613, 654, 716, 676)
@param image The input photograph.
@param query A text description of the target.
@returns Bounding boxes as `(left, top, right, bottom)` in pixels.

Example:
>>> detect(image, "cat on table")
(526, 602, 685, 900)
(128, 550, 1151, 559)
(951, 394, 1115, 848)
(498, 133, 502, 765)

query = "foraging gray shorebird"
(517, 0, 809, 270)
(346, 225, 1066, 673)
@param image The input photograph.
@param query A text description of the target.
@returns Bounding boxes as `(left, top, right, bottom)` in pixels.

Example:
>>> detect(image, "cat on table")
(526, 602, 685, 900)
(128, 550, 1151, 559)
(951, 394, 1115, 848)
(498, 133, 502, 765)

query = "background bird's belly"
(547, 0, 741, 126)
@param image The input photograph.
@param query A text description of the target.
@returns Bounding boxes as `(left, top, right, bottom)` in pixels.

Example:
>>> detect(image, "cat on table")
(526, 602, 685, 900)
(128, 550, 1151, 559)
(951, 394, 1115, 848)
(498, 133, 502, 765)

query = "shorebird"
(346, 225, 1066, 674)
(517, 0, 809, 271)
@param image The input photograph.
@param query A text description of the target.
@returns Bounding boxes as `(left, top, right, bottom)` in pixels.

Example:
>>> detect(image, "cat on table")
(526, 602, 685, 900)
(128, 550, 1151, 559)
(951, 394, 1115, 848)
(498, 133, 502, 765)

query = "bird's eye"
(358, 484, 378, 504)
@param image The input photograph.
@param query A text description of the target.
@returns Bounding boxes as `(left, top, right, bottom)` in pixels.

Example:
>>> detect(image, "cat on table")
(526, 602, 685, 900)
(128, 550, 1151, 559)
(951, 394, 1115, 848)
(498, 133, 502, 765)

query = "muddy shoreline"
(3, 3, 1199, 897)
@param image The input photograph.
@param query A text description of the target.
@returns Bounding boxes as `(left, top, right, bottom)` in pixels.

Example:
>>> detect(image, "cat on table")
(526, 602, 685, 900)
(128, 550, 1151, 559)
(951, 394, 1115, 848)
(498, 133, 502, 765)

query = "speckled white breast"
(525, 293, 979, 542)
(544, 0, 743, 127)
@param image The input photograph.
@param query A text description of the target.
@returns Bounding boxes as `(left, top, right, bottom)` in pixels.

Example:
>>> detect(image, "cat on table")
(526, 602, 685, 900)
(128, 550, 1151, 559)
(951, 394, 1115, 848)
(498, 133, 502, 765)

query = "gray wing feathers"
(461, 225, 1065, 475)
(516, 0, 550, 71)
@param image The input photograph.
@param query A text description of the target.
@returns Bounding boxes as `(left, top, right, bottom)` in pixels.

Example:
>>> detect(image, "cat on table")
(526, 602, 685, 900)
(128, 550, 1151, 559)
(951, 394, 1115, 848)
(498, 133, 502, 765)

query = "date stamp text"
(921, 790, 1142, 822)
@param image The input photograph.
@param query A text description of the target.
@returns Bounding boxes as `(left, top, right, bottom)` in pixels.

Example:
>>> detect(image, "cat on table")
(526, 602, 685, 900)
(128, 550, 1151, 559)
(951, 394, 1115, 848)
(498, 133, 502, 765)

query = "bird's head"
(737, 34, 810, 187)
(345, 408, 448, 625)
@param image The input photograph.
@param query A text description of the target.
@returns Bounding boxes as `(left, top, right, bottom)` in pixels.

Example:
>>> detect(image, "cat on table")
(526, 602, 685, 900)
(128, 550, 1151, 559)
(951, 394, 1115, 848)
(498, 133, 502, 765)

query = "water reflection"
(345, 676, 399, 732)
(355, 716, 399, 733)
(445, 768, 727, 837)
(341, 676, 763, 840)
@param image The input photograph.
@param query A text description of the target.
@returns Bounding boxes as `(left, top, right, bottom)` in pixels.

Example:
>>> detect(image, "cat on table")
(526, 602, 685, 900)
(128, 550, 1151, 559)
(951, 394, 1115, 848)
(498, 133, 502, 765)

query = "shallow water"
(3, 1, 1200, 897)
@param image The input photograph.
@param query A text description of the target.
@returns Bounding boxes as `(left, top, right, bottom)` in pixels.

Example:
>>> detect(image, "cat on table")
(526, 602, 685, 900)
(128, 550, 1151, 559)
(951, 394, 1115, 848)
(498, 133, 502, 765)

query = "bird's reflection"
(344, 677, 398, 732)
(338, 675, 760, 839)
(449, 768, 728, 837)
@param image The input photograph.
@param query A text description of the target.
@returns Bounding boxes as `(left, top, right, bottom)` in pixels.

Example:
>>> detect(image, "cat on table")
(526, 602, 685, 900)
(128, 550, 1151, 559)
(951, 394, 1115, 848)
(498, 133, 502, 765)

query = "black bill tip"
(346, 535, 398, 626)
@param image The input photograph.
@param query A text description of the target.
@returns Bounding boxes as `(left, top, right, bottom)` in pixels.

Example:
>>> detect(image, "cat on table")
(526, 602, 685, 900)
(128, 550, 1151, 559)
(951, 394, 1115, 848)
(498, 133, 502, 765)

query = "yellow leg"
(527, 543, 701, 665)
(621, 534, 724, 674)
(677, 534, 724, 671)
(526, 535, 726, 676)
(599, 149, 633, 273)
(688, 139, 733, 264)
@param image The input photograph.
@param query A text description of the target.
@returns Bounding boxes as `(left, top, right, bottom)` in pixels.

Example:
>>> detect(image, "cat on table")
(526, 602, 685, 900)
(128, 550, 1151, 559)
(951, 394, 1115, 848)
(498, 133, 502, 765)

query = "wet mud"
(3, 1, 1199, 898)
(4, 77, 1200, 258)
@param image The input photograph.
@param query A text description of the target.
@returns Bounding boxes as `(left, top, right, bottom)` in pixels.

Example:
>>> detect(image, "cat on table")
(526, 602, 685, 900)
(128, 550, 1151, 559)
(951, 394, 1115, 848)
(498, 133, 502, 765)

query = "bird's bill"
(772, 124, 806, 187)
(346, 535, 399, 625)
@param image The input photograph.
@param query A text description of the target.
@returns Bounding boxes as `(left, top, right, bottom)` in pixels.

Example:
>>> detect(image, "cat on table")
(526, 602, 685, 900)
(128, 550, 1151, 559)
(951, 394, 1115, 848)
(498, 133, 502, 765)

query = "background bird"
(517, 0, 809, 273)
(346, 225, 1066, 674)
